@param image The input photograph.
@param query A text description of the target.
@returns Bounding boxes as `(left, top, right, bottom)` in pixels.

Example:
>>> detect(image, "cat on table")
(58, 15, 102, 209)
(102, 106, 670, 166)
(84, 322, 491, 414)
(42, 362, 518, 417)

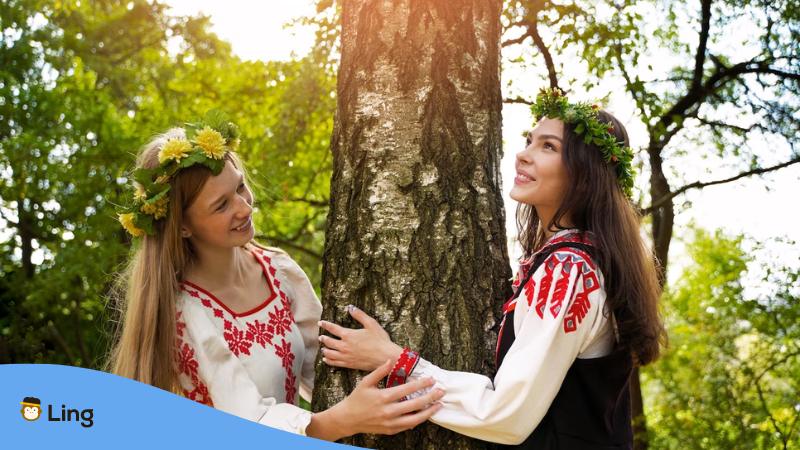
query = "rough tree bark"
(313, 1, 511, 448)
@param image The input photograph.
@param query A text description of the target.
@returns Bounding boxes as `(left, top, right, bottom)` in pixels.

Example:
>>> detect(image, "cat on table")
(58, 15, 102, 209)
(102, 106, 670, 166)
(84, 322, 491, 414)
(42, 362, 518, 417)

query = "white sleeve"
(273, 252, 322, 401)
(408, 250, 610, 445)
(177, 302, 313, 434)
(269, 251, 323, 402)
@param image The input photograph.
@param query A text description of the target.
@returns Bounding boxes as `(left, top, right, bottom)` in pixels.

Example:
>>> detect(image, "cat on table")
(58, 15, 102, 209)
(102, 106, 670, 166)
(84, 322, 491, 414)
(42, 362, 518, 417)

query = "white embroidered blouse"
(175, 245, 322, 435)
(408, 229, 616, 445)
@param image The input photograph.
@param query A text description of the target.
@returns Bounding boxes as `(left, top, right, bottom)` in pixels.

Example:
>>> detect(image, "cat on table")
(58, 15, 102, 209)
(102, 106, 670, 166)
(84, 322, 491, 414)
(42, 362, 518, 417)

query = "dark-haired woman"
(317, 89, 666, 449)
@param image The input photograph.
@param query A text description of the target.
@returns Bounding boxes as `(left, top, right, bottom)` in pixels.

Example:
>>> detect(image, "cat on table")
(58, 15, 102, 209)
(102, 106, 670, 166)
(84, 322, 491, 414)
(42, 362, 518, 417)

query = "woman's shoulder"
(174, 282, 207, 320)
(246, 242, 306, 277)
(528, 231, 598, 270)
(246, 241, 288, 257)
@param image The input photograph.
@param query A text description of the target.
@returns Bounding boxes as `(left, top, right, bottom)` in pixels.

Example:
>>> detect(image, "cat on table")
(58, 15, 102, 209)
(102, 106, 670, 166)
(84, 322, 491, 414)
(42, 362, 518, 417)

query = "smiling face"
(182, 159, 254, 250)
(510, 118, 570, 214)
(21, 405, 40, 421)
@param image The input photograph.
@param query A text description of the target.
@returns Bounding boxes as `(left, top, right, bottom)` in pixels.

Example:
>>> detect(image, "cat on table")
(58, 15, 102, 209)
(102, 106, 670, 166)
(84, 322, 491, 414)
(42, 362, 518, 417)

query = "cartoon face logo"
(21, 397, 42, 421)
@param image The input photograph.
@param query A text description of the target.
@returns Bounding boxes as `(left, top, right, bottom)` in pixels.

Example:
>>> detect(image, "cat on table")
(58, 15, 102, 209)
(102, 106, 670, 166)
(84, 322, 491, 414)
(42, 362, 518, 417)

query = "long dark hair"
(516, 111, 665, 365)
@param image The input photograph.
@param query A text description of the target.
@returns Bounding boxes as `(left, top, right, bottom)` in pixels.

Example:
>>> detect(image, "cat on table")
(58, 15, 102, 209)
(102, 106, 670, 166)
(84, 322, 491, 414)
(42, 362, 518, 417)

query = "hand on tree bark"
(307, 359, 444, 440)
(318, 305, 403, 371)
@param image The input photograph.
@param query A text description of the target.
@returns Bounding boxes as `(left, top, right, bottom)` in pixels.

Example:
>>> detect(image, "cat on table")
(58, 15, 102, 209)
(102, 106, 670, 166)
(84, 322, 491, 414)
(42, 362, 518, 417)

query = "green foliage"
(0, 0, 334, 366)
(642, 229, 800, 449)
(504, 0, 799, 199)
(531, 87, 636, 196)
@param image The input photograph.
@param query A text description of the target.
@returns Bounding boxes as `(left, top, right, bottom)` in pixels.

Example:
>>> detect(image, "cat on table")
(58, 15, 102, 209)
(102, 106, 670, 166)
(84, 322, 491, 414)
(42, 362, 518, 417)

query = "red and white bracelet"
(386, 348, 420, 388)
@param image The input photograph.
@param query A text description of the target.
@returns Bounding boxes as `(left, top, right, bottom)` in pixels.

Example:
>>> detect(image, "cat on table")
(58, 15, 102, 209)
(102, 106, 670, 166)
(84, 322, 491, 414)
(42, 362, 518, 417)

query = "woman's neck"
(185, 243, 250, 289)
(536, 207, 574, 239)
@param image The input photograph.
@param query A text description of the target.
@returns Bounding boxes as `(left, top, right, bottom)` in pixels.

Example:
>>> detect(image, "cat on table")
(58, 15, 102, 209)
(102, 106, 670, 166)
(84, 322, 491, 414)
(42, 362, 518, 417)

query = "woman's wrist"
(385, 342, 403, 363)
(307, 406, 351, 442)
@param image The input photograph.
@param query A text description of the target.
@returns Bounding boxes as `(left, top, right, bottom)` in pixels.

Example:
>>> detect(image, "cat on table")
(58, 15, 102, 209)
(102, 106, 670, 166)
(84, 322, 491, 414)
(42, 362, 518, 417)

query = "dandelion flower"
(119, 213, 144, 237)
(141, 196, 169, 220)
(158, 138, 192, 164)
(194, 127, 225, 159)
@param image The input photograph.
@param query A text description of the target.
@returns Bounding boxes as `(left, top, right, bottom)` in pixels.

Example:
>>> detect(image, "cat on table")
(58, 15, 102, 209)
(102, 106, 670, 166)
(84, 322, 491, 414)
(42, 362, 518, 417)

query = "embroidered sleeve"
(406, 249, 611, 445)
(269, 251, 322, 402)
(176, 301, 313, 435)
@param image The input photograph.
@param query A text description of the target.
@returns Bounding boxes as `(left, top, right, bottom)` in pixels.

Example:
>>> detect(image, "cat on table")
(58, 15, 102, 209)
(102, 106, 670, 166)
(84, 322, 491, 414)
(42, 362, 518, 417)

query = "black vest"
(496, 241, 633, 450)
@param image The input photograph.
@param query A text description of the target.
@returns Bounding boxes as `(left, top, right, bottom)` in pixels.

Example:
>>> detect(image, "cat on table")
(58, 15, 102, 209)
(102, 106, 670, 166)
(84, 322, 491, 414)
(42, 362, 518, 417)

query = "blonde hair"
(106, 128, 247, 392)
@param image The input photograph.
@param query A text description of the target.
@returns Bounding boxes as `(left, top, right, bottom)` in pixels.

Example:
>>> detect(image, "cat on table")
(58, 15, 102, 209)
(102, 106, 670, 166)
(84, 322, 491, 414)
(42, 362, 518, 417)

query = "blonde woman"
(108, 115, 443, 440)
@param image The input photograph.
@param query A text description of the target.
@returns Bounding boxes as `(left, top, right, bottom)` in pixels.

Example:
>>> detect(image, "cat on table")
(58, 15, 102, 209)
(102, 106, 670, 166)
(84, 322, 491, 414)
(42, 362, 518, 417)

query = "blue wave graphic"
(2, 364, 363, 449)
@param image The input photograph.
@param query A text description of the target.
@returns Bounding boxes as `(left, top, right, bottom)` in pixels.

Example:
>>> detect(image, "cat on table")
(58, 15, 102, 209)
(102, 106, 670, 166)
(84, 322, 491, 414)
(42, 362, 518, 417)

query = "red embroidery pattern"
(546, 231, 593, 249)
(255, 249, 299, 402)
(563, 265, 599, 333)
(273, 337, 297, 403)
(284, 370, 297, 403)
(268, 299, 294, 338)
(511, 272, 521, 290)
(549, 254, 583, 318)
(535, 258, 556, 319)
(176, 311, 186, 338)
(184, 380, 213, 406)
(224, 326, 253, 356)
(274, 338, 295, 370)
(524, 278, 537, 309)
(529, 249, 600, 333)
(178, 248, 299, 404)
(177, 342, 199, 375)
(175, 317, 214, 407)
(246, 320, 275, 348)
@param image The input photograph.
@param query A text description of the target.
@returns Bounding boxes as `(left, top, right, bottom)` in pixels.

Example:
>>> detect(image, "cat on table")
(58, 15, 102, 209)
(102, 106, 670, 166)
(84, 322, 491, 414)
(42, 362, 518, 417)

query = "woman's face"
(182, 160, 255, 250)
(510, 118, 569, 211)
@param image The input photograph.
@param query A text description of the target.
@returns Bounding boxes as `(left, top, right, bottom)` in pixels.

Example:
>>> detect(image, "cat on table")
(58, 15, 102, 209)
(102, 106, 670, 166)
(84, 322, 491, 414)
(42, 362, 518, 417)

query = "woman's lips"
(514, 171, 535, 185)
(232, 217, 252, 232)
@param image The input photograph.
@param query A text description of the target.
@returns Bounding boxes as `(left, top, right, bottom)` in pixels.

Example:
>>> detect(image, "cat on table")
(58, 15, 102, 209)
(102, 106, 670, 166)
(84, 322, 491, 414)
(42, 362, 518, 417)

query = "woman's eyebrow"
(209, 193, 227, 211)
(536, 133, 563, 142)
(208, 174, 244, 211)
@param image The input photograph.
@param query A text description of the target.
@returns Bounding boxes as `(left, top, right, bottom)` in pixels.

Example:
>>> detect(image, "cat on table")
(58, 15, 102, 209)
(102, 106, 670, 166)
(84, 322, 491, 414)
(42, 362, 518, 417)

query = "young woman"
(318, 89, 666, 448)
(108, 117, 443, 440)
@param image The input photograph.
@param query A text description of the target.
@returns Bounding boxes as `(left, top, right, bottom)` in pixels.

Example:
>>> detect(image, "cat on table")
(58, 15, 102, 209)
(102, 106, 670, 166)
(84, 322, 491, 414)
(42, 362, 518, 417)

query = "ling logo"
(21, 397, 42, 421)
(19, 396, 94, 428)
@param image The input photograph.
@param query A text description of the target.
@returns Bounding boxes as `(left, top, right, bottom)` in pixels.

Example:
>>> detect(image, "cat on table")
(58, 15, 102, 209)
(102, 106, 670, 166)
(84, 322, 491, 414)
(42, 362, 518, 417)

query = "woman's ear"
(181, 226, 192, 238)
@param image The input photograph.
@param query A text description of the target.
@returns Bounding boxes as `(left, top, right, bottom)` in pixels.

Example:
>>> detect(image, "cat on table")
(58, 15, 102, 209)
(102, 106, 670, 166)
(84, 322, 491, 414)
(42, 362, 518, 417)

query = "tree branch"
(529, 17, 559, 89)
(503, 96, 534, 105)
(643, 155, 800, 215)
(691, 0, 713, 93)
(752, 348, 800, 448)
(613, 42, 650, 122)
(657, 58, 799, 144)
(288, 196, 329, 207)
(694, 117, 756, 134)
(502, 29, 532, 47)
(48, 323, 76, 364)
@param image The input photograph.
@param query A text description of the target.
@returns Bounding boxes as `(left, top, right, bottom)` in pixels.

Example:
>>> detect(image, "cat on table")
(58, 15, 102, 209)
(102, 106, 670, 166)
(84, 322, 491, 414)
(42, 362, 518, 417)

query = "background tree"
(0, 0, 334, 366)
(4, 1, 799, 448)
(501, 1, 800, 446)
(313, 1, 511, 448)
(645, 229, 800, 449)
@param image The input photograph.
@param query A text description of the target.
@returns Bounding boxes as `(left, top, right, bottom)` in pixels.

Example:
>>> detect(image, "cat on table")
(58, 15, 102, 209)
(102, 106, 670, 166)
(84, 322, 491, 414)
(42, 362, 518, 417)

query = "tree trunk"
(649, 147, 674, 284)
(18, 208, 35, 279)
(314, 1, 510, 448)
(630, 144, 675, 450)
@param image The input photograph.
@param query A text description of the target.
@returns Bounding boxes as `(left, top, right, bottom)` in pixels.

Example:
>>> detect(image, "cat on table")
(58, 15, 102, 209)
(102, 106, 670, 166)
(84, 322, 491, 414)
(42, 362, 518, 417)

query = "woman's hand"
(318, 306, 403, 372)
(307, 359, 444, 440)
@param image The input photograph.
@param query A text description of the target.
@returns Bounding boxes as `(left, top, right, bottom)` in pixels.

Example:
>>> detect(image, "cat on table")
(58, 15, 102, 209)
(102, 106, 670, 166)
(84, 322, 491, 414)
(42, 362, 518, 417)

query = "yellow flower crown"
(118, 111, 240, 237)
